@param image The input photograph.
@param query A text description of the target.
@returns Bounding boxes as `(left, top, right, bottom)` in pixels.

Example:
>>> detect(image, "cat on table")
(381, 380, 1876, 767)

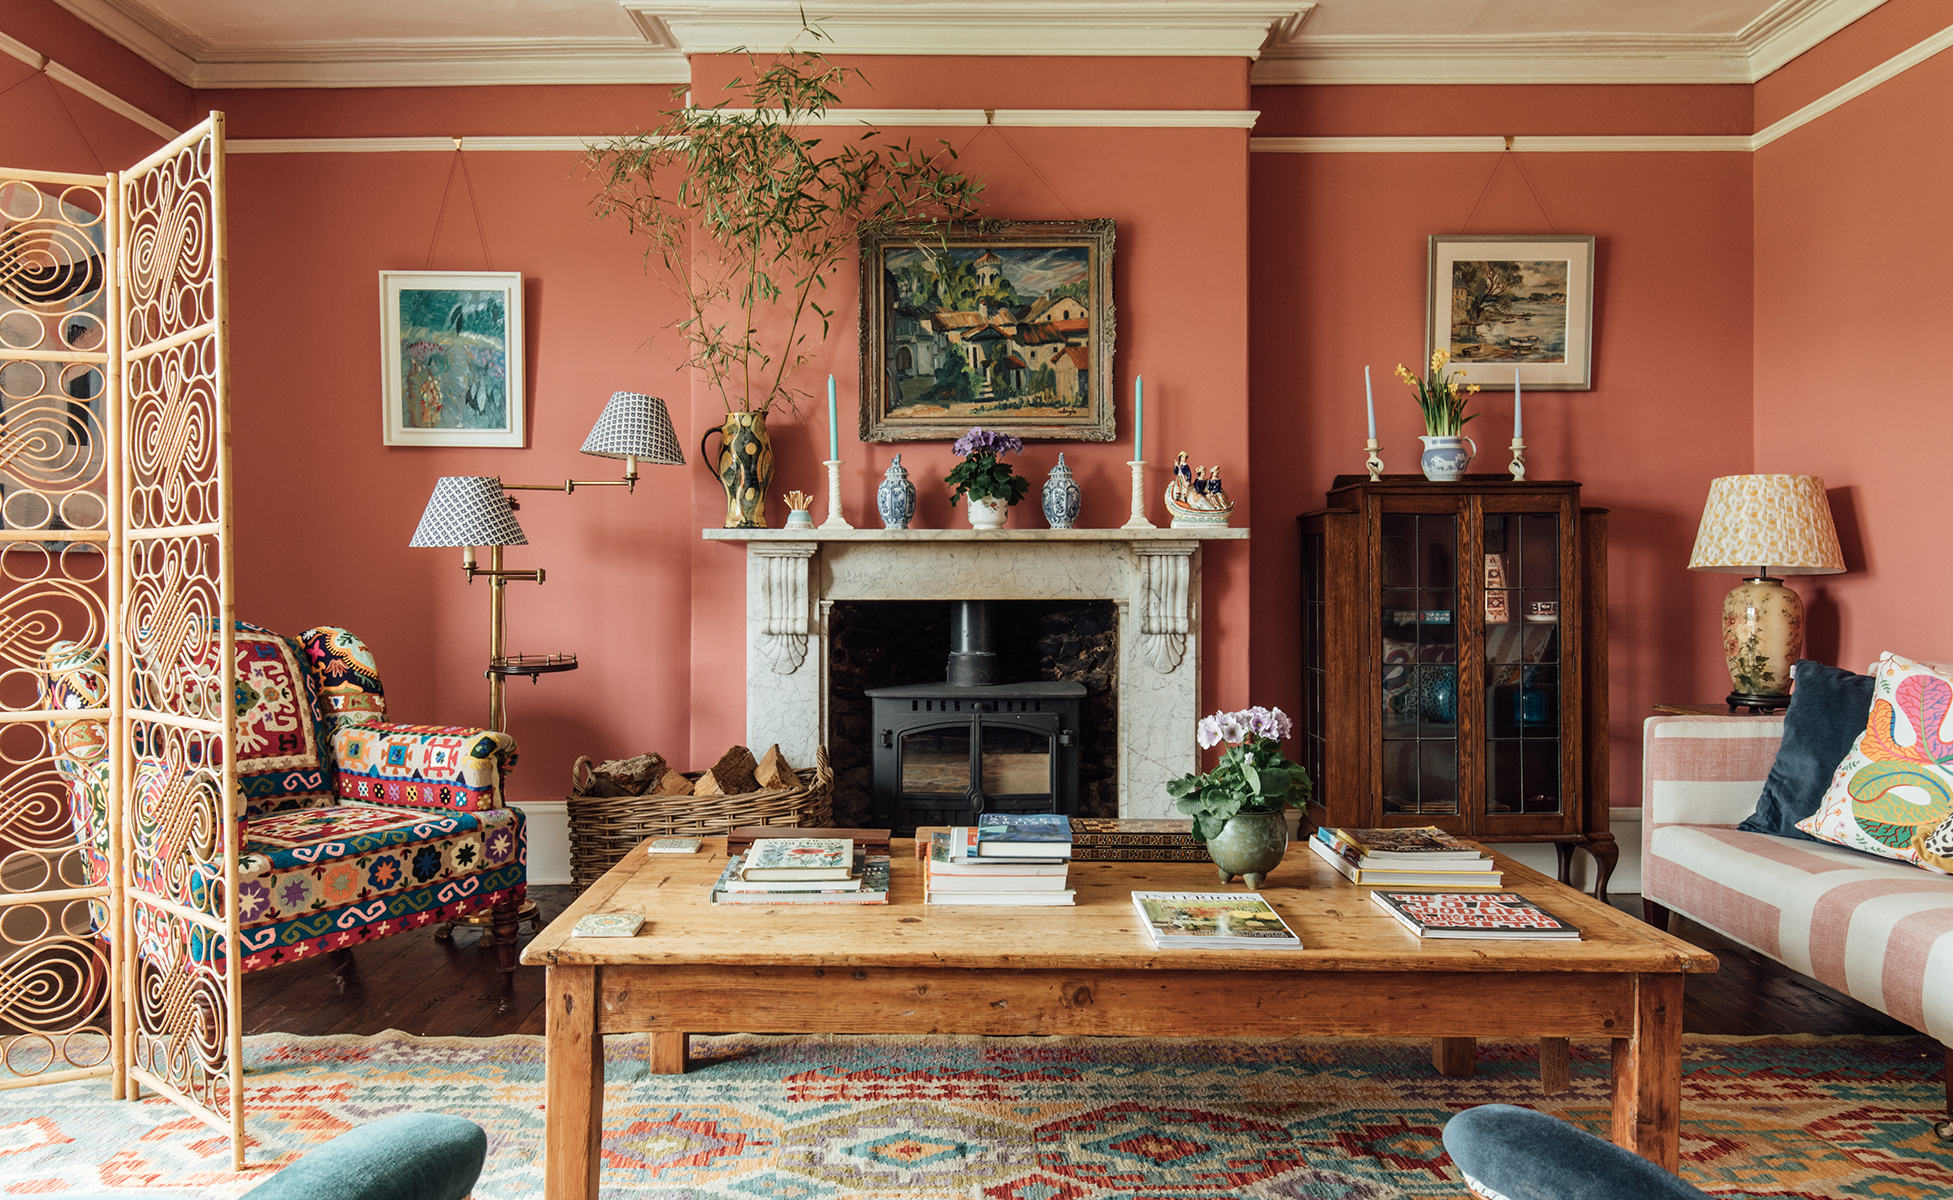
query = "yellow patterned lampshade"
(1687, 474, 1844, 575)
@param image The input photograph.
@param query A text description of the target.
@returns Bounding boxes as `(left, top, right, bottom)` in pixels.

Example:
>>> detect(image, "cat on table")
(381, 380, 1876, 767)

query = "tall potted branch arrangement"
(1395, 349, 1481, 481)
(587, 28, 985, 527)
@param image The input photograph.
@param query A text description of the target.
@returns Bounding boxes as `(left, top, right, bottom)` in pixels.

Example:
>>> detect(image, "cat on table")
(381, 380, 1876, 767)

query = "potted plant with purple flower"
(944, 427, 1030, 529)
(1167, 706, 1312, 888)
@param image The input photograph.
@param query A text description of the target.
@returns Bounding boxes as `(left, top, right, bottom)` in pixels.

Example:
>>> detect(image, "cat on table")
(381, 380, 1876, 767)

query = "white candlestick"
(819, 458, 853, 529)
(1513, 368, 1522, 439)
(1365, 365, 1376, 440)
(827, 375, 839, 461)
(1121, 460, 1155, 529)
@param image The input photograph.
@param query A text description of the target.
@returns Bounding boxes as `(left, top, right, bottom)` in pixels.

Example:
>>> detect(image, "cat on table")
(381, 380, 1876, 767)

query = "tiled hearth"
(702, 528, 1247, 817)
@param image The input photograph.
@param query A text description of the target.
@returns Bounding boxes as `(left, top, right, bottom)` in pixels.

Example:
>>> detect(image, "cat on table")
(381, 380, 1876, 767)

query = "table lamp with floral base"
(1687, 474, 1845, 713)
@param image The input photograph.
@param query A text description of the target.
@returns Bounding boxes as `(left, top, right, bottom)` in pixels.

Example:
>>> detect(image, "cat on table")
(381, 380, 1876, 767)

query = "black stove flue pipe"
(946, 600, 1000, 687)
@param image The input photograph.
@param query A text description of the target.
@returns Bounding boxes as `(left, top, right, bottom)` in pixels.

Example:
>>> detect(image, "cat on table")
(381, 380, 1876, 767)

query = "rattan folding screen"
(0, 115, 240, 1163)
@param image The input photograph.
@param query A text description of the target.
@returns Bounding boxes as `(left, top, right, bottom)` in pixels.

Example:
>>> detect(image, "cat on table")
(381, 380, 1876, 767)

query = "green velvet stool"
(240, 1114, 487, 1200)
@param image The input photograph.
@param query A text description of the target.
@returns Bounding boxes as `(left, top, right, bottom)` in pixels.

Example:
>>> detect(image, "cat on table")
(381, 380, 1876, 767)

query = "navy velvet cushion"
(1443, 1104, 1708, 1200)
(241, 1113, 486, 1200)
(1737, 659, 1876, 842)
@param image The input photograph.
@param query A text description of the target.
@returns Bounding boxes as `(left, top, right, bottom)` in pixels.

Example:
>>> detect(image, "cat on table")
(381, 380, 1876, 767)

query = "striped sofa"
(1642, 714, 1953, 1067)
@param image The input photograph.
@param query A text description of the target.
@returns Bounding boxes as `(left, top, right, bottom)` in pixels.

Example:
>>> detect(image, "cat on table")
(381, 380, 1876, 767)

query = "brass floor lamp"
(410, 391, 684, 731)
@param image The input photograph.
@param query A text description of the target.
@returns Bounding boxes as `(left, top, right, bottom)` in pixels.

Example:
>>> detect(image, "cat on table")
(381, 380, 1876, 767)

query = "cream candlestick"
(1121, 460, 1156, 529)
(1507, 438, 1527, 482)
(1365, 438, 1385, 482)
(819, 458, 854, 529)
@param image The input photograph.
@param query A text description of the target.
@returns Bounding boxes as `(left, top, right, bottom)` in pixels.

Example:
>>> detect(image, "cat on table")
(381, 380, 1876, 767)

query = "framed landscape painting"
(380, 270, 526, 446)
(1426, 235, 1595, 391)
(859, 219, 1115, 442)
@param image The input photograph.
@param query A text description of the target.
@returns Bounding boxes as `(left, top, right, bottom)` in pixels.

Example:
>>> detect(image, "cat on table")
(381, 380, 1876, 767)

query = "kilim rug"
(3, 1032, 1950, 1198)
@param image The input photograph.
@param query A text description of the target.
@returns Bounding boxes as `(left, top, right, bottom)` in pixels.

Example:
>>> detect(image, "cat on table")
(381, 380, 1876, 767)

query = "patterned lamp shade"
(580, 391, 684, 464)
(1687, 474, 1844, 575)
(409, 476, 527, 547)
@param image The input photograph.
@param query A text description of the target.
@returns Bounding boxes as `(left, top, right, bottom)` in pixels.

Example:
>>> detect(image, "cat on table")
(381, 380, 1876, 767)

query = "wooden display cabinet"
(1298, 475, 1615, 898)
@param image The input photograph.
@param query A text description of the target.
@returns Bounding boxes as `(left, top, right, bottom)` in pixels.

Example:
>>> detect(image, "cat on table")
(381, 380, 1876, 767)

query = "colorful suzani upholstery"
(336, 724, 518, 811)
(48, 621, 525, 976)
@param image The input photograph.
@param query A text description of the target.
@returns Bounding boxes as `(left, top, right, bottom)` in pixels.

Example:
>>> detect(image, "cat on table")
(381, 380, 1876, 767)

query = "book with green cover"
(712, 856, 891, 905)
(1130, 891, 1301, 948)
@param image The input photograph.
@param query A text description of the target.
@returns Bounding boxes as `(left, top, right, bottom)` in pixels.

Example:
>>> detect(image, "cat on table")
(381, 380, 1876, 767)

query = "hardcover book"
(713, 856, 891, 905)
(1129, 891, 1302, 949)
(1071, 844, 1213, 863)
(646, 838, 702, 854)
(975, 813, 1073, 844)
(1370, 890, 1580, 939)
(1308, 836, 1503, 888)
(571, 912, 644, 937)
(924, 862, 1072, 891)
(1311, 830, 1494, 871)
(924, 890, 1077, 906)
(937, 828, 1070, 863)
(927, 835, 1072, 875)
(1322, 826, 1483, 860)
(737, 837, 855, 880)
(1069, 818, 1201, 846)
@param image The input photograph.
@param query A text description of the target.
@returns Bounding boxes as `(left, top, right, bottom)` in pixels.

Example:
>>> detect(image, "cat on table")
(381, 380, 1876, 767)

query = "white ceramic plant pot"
(966, 496, 1008, 529)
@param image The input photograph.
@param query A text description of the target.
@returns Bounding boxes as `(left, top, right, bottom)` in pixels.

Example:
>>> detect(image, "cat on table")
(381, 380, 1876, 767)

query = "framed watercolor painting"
(379, 270, 526, 446)
(1426, 235, 1594, 391)
(858, 218, 1115, 442)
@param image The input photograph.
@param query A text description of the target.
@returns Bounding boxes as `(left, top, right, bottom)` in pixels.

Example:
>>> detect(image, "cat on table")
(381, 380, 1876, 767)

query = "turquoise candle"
(827, 375, 838, 460)
(1135, 374, 1143, 458)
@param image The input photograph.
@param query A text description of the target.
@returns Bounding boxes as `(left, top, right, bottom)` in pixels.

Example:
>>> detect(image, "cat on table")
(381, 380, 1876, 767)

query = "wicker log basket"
(566, 746, 834, 890)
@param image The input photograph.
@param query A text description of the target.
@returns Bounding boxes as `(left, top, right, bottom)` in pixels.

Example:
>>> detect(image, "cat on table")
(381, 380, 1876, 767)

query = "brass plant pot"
(702, 410, 775, 529)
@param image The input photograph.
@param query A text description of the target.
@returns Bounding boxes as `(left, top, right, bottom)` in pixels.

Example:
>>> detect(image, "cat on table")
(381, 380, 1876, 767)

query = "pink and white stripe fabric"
(1643, 715, 1953, 1042)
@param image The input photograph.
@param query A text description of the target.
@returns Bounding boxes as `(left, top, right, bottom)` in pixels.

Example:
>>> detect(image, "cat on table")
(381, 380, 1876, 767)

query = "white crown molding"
(189, 47, 689, 89)
(227, 135, 608, 154)
(1252, 0, 1892, 86)
(635, 1, 1310, 58)
(49, 0, 199, 83)
(1251, 135, 1753, 154)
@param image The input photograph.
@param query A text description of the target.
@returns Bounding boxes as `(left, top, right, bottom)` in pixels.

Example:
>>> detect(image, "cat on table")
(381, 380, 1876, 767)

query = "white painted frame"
(379, 270, 526, 447)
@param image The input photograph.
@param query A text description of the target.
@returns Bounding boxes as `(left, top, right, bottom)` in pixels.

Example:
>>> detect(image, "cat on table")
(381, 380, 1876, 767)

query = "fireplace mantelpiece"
(703, 527, 1247, 817)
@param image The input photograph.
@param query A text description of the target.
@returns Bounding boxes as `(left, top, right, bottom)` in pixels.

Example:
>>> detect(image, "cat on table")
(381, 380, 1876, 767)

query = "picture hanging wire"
(1459, 137, 1558, 235)
(423, 135, 495, 271)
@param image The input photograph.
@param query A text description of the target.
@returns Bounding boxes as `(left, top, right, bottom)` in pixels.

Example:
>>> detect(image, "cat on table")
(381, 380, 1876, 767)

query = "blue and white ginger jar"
(877, 455, 916, 530)
(1041, 453, 1082, 529)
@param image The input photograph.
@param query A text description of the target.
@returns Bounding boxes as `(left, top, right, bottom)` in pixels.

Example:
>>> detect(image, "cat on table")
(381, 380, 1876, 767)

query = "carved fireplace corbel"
(1133, 541, 1196, 673)
(752, 542, 815, 674)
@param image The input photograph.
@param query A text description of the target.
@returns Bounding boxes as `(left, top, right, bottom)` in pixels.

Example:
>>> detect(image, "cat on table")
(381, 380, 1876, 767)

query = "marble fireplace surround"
(702, 527, 1248, 817)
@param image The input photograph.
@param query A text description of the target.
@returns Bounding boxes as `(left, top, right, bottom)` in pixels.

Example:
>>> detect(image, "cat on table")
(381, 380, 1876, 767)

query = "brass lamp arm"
(500, 455, 643, 495)
(462, 564, 545, 584)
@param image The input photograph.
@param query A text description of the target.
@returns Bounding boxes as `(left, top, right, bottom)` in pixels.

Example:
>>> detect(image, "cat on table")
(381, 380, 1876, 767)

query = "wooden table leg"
(650, 1032, 689, 1075)
(1611, 973, 1682, 1170)
(544, 965, 602, 1200)
(1432, 1036, 1476, 1076)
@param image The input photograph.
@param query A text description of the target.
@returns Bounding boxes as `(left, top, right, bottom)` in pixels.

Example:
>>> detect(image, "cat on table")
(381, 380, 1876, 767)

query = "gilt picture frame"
(1426, 235, 1594, 391)
(859, 219, 1116, 442)
(380, 270, 526, 446)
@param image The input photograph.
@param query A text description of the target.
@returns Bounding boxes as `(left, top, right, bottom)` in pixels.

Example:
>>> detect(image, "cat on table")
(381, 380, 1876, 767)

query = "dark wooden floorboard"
(244, 887, 1910, 1040)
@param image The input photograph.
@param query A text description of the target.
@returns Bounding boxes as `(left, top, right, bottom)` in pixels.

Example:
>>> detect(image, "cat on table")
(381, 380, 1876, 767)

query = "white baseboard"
(512, 800, 573, 886)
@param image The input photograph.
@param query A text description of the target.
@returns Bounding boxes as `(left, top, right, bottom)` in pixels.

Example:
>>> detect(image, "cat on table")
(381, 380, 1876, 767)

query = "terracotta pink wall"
(1753, 3, 1953, 669)
(1248, 87, 1756, 810)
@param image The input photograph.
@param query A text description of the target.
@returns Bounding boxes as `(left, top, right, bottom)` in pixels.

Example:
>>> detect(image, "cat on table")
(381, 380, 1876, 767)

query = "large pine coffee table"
(524, 838, 1715, 1199)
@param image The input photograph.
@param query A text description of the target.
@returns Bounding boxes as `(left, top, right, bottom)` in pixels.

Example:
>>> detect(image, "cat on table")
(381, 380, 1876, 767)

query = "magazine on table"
(1130, 891, 1302, 949)
(1308, 837, 1504, 888)
(1370, 890, 1581, 939)
(1312, 829, 1494, 871)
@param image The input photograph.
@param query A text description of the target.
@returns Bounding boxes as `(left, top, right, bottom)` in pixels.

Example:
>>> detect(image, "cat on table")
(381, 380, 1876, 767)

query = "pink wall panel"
(1754, 47, 1953, 669)
(1247, 144, 1756, 810)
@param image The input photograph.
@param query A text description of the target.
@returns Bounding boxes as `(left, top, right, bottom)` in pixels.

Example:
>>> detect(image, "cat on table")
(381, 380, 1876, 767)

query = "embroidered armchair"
(48, 622, 527, 988)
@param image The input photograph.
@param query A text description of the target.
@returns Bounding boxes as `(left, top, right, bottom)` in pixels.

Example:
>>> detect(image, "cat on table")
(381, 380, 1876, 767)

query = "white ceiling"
(46, 0, 1889, 88)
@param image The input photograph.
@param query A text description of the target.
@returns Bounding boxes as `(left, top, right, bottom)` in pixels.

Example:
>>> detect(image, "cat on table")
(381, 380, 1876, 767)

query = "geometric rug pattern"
(2, 1032, 1950, 1197)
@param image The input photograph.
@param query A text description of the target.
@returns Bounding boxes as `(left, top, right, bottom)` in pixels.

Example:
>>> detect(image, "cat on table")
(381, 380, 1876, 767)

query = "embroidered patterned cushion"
(334, 724, 519, 812)
(299, 626, 387, 730)
(229, 623, 335, 816)
(1796, 652, 1953, 866)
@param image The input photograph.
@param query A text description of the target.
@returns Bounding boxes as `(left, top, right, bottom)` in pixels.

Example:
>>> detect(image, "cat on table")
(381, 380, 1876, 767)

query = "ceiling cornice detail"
(635, 1, 1313, 58)
(1251, 0, 1890, 85)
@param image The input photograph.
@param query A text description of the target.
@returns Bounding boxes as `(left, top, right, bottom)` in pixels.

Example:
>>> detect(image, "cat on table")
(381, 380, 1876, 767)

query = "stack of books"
(1130, 892, 1302, 949)
(1371, 890, 1581, 939)
(711, 836, 892, 905)
(1308, 825, 1504, 889)
(924, 814, 1075, 906)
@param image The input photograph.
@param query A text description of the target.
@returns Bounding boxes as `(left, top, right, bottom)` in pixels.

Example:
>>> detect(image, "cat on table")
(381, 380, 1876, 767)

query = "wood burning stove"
(865, 600, 1083, 833)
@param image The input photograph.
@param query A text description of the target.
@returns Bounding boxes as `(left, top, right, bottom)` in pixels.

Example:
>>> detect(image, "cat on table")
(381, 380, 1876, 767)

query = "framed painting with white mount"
(858, 218, 1116, 442)
(380, 270, 526, 446)
(1426, 235, 1594, 392)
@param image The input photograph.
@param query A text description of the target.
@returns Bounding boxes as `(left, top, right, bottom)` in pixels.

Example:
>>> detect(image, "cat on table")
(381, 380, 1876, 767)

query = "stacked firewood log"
(575, 744, 802, 798)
